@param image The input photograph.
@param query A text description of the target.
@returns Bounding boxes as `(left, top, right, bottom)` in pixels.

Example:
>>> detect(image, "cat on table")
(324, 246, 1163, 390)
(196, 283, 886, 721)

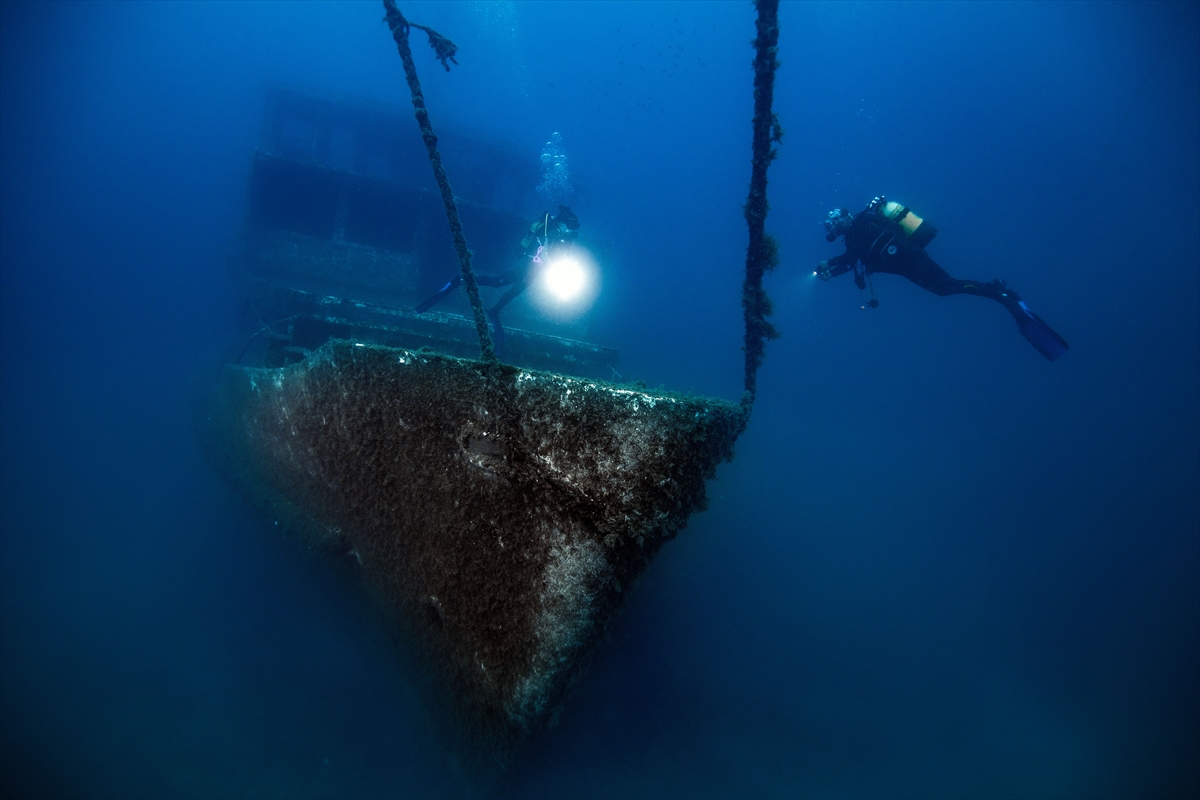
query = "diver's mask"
(823, 208, 852, 242)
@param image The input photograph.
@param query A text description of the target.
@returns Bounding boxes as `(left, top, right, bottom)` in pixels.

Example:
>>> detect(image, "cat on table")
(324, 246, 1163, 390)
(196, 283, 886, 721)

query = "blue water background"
(2, 1, 1197, 797)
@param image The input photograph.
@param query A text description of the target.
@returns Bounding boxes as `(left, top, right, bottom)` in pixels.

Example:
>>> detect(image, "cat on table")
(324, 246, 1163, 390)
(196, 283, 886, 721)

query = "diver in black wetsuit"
(817, 196, 1069, 360)
(415, 205, 580, 355)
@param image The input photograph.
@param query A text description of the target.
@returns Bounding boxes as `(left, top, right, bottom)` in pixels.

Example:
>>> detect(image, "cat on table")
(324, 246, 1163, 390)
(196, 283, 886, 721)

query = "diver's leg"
(489, 282, 526, 315)
(904, 252, 1068, 359)
(416, 263, 519, 313)
(928, 276, 1014, 302)
(486, 282, 527, 358)
(476, 263, 526, 288)
(903, 251, 1014, 304)
(414, 275, 462, 313)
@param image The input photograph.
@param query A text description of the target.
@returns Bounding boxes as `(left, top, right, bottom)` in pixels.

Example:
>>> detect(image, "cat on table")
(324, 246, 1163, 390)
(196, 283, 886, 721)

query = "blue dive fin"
(487, 307, 505, 358)
(414, 276, 461, 313)
(1013, 301, 1069, 361)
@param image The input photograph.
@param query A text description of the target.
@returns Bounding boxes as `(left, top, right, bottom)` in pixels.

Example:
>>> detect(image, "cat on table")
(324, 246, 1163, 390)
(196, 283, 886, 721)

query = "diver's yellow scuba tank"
(874, 197, 938, 249)
(519, 214, 550, 253)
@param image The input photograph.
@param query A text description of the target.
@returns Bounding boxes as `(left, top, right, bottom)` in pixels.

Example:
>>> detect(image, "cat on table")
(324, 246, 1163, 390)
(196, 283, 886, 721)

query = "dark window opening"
(344, 184, 422, 253)
(250, 158, 339, 240)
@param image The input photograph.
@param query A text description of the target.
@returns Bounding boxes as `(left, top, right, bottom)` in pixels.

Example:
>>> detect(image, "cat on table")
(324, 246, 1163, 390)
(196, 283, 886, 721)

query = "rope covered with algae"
(741, 0, 782, 409)
(383, 0, 496, 363)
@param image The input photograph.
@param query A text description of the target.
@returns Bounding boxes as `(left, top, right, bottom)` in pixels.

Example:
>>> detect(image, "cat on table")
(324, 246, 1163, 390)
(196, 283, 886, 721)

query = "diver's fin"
(488, 307, 505, 358)
(414, 276, 462, 313)
(1012, 300, 1069, 361)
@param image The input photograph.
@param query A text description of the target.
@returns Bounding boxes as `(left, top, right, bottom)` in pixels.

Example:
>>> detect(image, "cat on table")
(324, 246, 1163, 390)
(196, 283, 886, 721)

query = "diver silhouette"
(817, 196, 1069, 360)
(415, 206, 580, 356)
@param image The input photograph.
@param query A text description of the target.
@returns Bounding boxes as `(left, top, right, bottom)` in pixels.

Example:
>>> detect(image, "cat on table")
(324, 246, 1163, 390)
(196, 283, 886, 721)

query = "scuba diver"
(415, 205, 580, 356)
(817, 196, 1069, 361)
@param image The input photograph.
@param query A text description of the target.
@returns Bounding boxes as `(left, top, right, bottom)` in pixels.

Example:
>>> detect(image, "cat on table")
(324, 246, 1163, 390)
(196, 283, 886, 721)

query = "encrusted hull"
(203, 340, 745, 768)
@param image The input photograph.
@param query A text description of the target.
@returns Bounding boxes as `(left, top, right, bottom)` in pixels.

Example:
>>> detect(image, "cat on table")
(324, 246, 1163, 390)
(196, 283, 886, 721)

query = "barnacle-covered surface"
(203, 339, 745, 770)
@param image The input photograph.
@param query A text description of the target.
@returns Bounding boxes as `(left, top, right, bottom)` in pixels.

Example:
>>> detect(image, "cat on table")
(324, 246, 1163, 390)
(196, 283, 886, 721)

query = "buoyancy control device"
(870, 196, 938, 249)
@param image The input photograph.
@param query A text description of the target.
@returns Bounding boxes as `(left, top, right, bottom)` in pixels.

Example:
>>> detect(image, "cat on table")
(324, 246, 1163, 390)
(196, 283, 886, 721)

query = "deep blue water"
(2, 1, 1197, 797)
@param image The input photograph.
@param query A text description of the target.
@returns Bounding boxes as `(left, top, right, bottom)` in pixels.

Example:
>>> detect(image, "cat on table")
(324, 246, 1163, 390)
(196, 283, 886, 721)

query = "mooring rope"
(383, 0, 496, 363)
(741, 0, 782, 411)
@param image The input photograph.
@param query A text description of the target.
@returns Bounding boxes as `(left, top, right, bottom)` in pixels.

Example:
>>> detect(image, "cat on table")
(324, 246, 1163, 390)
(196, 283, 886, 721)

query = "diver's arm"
(818, 252, 855, 280)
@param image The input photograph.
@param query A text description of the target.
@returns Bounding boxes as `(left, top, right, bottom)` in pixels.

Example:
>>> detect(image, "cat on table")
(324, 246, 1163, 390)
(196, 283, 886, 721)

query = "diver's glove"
(817, 260, 832, 281)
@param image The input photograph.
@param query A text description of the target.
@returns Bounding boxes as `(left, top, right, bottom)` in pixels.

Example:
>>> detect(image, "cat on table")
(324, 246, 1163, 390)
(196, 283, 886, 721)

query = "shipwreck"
(203, 0, 782, 776)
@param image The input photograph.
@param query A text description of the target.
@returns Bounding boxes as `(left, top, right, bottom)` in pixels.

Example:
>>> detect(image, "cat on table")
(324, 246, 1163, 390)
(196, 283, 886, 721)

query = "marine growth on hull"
(205, 341, 745, 768)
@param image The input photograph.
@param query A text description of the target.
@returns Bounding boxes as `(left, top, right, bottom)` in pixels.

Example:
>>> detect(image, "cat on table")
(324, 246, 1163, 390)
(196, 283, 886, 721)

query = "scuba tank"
(870, 196, 938, 249)
(519, 213, 551, 255)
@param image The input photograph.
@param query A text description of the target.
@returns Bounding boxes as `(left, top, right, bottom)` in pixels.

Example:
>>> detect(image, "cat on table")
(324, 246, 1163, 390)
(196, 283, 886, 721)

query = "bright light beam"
(528, 247, 599, 321)
(544, 257, 587, 302)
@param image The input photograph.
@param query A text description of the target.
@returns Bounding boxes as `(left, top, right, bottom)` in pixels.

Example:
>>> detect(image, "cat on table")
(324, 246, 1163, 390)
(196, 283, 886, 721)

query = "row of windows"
(261, 93, 537, 214)
(248, 154, 527, 272)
